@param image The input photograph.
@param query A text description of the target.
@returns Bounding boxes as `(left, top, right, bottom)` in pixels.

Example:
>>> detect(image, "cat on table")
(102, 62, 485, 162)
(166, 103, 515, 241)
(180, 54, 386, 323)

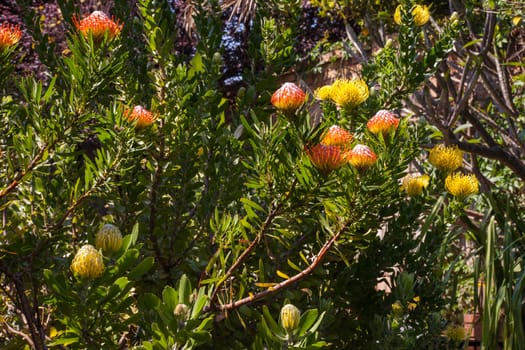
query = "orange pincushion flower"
(321, 125, 353, 148)
(0, 23, 22, 51)
(347, 144, 377, 169)
(367, 110, 400, 135)
(307, 144, 349, 174)
(271, 82, 306, 113)
(73, 11, 122, 42)
(124, 105, 156, 128)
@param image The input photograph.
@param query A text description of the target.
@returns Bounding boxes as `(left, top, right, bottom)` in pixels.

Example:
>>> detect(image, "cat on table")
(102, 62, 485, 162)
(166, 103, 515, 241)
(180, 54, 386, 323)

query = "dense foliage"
(1, 0, 524, 349)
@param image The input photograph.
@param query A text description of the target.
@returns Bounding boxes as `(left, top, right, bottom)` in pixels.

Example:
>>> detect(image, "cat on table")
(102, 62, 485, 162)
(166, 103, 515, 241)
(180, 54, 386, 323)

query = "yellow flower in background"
(445, 173, 479, 198)
(391, 300, 404, 317)
(428, 144, 463, 173)
(0, 23, 22, 51)
(280, 304, 301, 333)
(394, 4, 431, 26)
(321, 125, 353, 149)
(70, 244, 105, 279)
(445, 325, 467, 344)
(315, 85, 333, 101)
(401, 174, 430, 196)
(329, 78, 369, 110)
(73, 11, 122, 42)
(95, 223, 123, 254)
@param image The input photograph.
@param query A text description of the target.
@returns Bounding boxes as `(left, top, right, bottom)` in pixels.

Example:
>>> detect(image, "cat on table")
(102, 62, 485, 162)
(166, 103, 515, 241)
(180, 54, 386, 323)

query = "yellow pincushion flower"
(315, 85, 333, 101)
(445, 173, 479, 198)
(445, 325, 467, 344)
(428, 144, 463, 173)
(280, 304, 301, 334)
(391, 301, 404, 317)
(401, 174, 430, 196)
(70, 244, 105, 279)
(329, 79, 369, 110)
(394, 4, 431, 26)
(95, 223, 123, 254)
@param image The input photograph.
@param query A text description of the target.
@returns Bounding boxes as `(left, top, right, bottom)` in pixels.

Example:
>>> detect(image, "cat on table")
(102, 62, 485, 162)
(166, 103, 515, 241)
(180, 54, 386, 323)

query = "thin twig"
(217, 221, 350, 312)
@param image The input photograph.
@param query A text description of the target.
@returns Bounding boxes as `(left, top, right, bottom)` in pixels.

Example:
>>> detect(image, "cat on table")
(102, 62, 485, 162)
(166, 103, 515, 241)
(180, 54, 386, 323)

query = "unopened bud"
(174, 303, 189, 318)
(280, 304, 300, 333)
(95, 223, 123, 254)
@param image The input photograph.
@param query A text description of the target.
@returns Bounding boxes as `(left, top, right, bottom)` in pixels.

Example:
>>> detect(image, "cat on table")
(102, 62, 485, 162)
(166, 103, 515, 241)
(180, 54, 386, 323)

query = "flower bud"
(367, 110, 400, 135)
(95, 223, 123, 254)
(280, 304, 301, 333)
(271, 83, 306, 114)
(70, 244, 105, 279)
(347, 144, 377, 169)
(73, 11, 122, 42)
(174, 303, 189, 318)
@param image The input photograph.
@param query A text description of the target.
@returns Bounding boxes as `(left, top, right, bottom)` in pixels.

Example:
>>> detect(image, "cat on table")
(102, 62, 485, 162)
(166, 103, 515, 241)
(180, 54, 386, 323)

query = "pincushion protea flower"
(280, 304, 301, 334)
(307, 144, 349, 174)
(0, 23, 22, 51)
(314, 85, 332, 101)
(445, 172, 479, 198)
(394, 4, 431, 26)
(444, 324, 467, 344)
(401, 173, 430, 196)
(329, 78, 369, 110)
(429, 144, 463, 173)
(70, 244, 105, 279)
(367, 110, 400, 135)
(124, 105, 156, 128)
(321, 125, 353, 148)
(271, 82, 306, 114)
(347, 144, 377, 169)
(73, 11, 122, 42)
(95, 223, 123, 254)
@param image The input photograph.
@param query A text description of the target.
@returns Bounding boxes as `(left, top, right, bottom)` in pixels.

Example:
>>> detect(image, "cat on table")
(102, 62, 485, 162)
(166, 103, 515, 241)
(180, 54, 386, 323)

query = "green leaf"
(162, 286, 178, 311)
(296, 309, 319, 336)
(178, 274, 191, 305)
(128, 257, 154, 280)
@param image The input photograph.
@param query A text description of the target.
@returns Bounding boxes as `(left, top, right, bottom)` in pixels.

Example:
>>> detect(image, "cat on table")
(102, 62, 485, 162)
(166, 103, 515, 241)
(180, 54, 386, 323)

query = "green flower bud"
(280, 304, 300, 333)
(95, 223, 123, 254)
(174, 303, 189, 318)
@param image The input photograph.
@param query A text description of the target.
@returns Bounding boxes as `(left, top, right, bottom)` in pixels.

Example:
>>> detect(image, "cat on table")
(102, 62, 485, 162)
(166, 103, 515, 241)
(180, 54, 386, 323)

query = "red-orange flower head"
(0, 23, 22, 51)
(367, 110, 400, 135)
(271, 82, 306, 114)
(73, 11, 122, 42)
(321, 125, 353, 149)
(124, 105, 156, 128)
(307, 144, 348, 174)
(347, 144, 377, 169)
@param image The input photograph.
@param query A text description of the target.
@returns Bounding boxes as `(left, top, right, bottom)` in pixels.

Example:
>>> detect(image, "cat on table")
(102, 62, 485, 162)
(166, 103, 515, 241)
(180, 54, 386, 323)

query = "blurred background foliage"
(1, 0, 524, 349)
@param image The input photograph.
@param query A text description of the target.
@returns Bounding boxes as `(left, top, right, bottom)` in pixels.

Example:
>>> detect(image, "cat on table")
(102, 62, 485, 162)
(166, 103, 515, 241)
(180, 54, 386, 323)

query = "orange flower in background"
(271, 82, 306, 114)
(73, 11, 122, 41)
(0, 23, 22, 51)
(321, 125, 353, 148)
(307, 144, 349, 174)
(347, 144, 377, 169)
(367, 110, 400, 135)
(124, 105, 156, 128)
